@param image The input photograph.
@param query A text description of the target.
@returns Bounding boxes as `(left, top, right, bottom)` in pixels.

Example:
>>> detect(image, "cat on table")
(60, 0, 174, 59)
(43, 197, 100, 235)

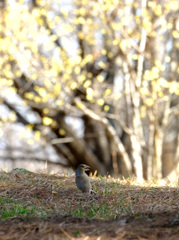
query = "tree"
(0, 0, 179, 180)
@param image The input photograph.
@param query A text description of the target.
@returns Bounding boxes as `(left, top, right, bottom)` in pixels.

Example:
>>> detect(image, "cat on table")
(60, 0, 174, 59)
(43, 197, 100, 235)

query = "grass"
(0, 198, 35, 219)
(0, 196, 52, 220)
(0, 169, 179, 239)
(0, 170, 178, 221)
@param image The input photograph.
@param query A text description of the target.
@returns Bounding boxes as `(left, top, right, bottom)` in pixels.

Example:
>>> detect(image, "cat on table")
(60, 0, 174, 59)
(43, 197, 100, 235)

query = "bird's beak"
(84, 165, 91, 171)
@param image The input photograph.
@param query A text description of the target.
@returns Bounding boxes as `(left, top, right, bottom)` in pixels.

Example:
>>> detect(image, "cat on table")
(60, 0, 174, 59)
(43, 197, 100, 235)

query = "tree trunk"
(123, 61, 143, 181)
(152, 129, 163, 179)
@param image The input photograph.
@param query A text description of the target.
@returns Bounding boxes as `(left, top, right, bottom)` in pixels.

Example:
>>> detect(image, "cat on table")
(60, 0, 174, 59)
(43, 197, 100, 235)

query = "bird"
(75, 164, 92, 193)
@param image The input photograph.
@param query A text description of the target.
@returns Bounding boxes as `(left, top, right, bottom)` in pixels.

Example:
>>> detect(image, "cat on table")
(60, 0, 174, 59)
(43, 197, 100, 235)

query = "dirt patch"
(1, 214, 179, 239)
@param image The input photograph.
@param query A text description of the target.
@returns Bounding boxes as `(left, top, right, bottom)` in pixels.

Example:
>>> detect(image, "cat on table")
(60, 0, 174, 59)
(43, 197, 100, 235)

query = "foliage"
(0, 0, 179, 179)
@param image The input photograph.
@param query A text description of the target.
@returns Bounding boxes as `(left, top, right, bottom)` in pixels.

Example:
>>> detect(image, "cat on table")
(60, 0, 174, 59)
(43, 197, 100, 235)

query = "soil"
(0, 214, 179, 239)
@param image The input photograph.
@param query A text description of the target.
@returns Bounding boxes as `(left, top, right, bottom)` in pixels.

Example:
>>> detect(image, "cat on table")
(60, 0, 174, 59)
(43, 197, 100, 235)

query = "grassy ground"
(0, 168, 179, 239)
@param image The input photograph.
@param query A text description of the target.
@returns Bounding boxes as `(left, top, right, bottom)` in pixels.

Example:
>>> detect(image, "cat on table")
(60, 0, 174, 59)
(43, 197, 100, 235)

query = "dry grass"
(0, 169, 179, 239)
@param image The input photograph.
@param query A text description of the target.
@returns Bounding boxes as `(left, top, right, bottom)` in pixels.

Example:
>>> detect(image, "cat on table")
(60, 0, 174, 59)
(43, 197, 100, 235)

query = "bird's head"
(76, 164, 91, 175)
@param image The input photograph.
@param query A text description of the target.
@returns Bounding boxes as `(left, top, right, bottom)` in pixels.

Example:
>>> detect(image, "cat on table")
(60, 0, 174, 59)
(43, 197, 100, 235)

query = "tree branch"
(75, 100, 132, 176)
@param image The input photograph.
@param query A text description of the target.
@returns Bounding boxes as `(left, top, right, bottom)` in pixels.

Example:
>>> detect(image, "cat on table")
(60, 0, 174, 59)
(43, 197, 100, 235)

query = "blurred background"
(0, 0, 178, 181)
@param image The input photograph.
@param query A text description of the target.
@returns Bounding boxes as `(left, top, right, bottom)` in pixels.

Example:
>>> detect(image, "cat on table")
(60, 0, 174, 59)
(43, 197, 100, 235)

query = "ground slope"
(0, 169, 179, 239)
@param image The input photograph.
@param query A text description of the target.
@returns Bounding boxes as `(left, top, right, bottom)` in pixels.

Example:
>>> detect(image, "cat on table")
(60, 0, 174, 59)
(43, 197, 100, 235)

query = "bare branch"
(75, 100, 132, 176)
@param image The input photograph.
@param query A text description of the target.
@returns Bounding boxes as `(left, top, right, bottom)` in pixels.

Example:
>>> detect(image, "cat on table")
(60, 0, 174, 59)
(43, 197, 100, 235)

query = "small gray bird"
(75, 164, 92, 193)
